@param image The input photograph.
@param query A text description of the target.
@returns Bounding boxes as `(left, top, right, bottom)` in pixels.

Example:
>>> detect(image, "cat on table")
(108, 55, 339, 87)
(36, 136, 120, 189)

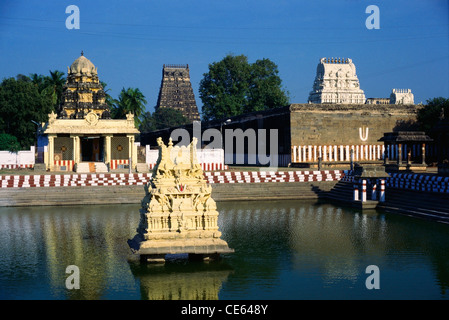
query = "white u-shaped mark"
(359, 127, 369, 141)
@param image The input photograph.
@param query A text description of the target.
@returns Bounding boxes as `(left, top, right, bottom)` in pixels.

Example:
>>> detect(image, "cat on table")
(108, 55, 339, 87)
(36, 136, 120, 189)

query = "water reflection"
(0, 200, 448, 299)
(129, 260, 232, 300)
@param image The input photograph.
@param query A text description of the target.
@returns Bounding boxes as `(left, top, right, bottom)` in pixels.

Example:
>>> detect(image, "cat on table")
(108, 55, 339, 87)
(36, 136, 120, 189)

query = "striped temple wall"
(0, 170, 345, 188)
(1, 171, 448, 197)
(292, 144, 384, 163)
(291, 143, 439, 163)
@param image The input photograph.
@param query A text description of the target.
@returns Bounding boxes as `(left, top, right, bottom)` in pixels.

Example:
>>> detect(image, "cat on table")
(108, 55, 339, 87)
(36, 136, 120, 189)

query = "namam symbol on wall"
(359, 126, 369, 141)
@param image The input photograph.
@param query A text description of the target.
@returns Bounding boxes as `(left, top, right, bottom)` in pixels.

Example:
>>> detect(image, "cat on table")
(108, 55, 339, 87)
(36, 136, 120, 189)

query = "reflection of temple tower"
(156, 64, 201, 122)
(308, 57, 366, 104)
(129, 263, 232, 300)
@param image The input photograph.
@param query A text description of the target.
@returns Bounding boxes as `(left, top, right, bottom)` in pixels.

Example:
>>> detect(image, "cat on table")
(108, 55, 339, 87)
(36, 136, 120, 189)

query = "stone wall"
(290, 103, 421, 146)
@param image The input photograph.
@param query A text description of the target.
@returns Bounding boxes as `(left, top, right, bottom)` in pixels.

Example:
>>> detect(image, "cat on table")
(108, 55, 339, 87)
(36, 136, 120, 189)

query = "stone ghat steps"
(325, 181, 356, 203)
(211, 181, 337, 201)
(0, 181, 339, 207)
(0, 185, 146, 207)
(379, 188, 449, 223)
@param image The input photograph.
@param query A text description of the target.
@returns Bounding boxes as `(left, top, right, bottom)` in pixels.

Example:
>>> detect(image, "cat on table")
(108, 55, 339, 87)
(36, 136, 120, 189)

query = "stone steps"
(75, 162, 109, 173)
(95, 162, 109, 173)
(379, 188, 449, 223)
(326, 179, 449, 223)
(0, 181, 339, 207)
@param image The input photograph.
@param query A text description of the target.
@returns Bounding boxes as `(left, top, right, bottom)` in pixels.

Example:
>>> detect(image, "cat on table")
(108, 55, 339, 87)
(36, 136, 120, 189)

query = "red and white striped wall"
(146, 163, 228, 171)
(0, 170, 346, 188)
(54, 160, 75, 171)
(0, 164, 34, 170)
(110, 159, 129, 170)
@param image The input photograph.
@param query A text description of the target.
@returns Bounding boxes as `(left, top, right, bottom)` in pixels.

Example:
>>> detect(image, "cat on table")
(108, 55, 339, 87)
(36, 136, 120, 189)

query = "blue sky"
(0, 0, 448, 116)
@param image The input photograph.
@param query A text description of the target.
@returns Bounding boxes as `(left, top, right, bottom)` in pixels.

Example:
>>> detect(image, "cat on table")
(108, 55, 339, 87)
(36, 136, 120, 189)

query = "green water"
(0, 199, 448, 300)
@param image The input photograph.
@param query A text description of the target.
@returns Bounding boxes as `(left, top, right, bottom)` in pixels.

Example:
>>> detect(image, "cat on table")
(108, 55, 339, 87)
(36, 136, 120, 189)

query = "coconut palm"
(112, 87, 147, 127)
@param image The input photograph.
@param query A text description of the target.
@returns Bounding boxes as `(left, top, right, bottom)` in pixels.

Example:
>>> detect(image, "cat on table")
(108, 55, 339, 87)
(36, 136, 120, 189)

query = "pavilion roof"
(378, 131, 433, 143)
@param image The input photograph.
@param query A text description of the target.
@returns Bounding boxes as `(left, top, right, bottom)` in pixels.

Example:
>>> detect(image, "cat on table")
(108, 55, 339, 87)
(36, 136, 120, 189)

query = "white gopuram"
(390, 89, 414, 105)
(308, 57, 366, 104)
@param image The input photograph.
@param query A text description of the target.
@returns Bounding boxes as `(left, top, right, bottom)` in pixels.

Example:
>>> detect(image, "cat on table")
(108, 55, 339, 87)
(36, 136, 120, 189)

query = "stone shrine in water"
(128, 137, 233, 263)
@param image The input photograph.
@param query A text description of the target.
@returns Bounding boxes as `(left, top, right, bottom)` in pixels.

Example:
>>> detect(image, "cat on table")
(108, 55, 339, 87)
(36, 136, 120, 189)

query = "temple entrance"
(81, 136, 104, 162)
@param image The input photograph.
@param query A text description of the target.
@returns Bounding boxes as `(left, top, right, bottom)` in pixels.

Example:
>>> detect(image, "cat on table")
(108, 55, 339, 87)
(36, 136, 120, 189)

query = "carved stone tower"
(59, 51, 110, 119)
(308, 57, 366, 104)
(155, 64, 201, 122)
(128, 137, 233, 263)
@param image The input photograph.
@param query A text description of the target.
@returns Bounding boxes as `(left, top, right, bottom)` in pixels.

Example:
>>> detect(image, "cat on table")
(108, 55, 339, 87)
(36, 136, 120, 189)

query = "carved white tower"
(308, 57, 366, 104)
(390, 89, 414, 105)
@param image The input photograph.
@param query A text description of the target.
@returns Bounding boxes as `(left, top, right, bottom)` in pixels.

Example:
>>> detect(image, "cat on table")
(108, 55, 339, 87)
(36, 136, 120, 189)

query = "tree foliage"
(139, 107, 188, 132)
(0, 76, 54, 149)
(0, 133, 21, 152)
(199, 54, 289, 121)
(417, 97, 449, 135)
(111, 87, 147, 127)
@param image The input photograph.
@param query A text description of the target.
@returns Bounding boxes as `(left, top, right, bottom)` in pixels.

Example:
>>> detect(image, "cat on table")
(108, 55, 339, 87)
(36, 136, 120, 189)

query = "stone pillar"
(104, 135, 112, 167)
(70, 135, 80, 166)
(353, 183, 359, 201)
(372, 182, 377, 200)
(128, 134, 137, 171)
(398, 143, 402, 165)
(47, 135, 55, 171)
(361, 179, 367, 202)
(422, 143, 426, 165)
(379, 179, 385, 202)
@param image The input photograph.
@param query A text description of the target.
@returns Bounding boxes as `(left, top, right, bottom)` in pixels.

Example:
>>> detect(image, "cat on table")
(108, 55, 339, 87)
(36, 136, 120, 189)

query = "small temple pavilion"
(42, 52, 139, 172)
(379, 131, 433, 171)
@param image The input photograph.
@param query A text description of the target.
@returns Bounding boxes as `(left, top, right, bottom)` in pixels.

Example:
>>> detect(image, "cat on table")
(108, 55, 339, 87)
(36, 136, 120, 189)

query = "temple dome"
(68, 52, 97, 75)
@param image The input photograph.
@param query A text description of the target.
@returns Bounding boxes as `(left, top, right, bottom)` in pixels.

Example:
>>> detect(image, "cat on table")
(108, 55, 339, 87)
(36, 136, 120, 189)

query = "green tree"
(100, 81, 117, 109)
(111, 87, 147, 127)
(45, 70, 66, 108)
(417, 97, 449, 135)
(152, 107, 188, 130)
(0, 77, 54, 149)
(199, 54, 289, 121)
(139, 107, 189, 132)
(0, 133, 21, 152)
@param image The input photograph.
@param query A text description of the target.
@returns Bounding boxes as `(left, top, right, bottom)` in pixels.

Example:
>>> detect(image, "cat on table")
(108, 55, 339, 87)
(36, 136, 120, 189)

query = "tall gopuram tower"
(42, 52, 139, 173)
(308, 57, 366, 104)
(155, 64, 201, 122)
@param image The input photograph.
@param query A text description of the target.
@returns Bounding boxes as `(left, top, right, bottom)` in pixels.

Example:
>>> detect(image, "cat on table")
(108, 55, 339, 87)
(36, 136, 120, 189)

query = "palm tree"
(113, 87, 147, 127)
(44, 70, 66, 108)
(100, 81, 117, 109)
